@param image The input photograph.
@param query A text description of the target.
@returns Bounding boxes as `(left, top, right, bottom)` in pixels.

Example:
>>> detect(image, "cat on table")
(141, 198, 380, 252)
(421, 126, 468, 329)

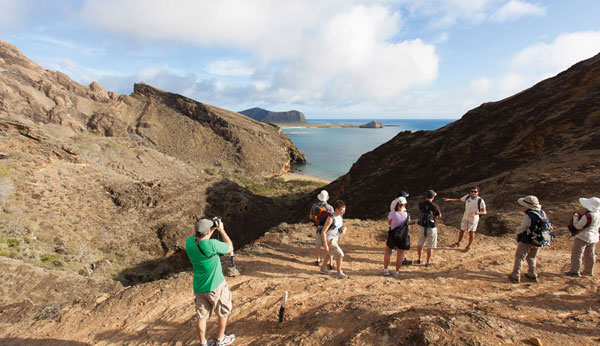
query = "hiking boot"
(507, 274, 520, 283)
(320, 267, 331, 275)
(216, 334, 235, 346)
(200, 340, 214, 346)
(565, 271, 581, 278)
(393, 271, 400, 278)
(523, 273, 538, 282)
(425, 263, 435, 267)
(402, 258, 413, 265)
(381, 268, 390, 276)
(337, 271, 348, 279)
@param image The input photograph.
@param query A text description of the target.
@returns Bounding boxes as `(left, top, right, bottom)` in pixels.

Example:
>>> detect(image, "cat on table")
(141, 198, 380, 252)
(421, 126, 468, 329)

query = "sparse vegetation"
(0, 164, 9, 177)
(40, 253, 60, 263)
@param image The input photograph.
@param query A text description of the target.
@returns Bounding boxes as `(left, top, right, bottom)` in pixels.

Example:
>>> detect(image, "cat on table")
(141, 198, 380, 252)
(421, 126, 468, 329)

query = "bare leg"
(321, 255, 330, 270)
(315, 244, 321, 262)
(426, 248, 432, 264)
(395, 250, 405, 271)
(417, 246, 423, 262)
(197, 319, 207, 344)
(336, 256, 343, 272)
(383, 246, 392, 269)
(216, 316, 228, 340)
(457, 230, 465, 244)
(466, 232, 475, 248)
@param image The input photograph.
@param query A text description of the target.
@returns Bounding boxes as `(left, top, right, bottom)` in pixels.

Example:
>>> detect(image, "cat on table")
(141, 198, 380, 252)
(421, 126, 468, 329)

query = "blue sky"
(1, 0, 599, 119)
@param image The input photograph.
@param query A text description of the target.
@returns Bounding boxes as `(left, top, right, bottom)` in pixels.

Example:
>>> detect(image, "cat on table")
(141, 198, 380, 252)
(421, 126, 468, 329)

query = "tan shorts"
(461, 219, 479, 232)
(327, 238, 344, 259)
(418, 226, 438, 249)
(194, 281, 232, 320)
(315, 229, 324, 247)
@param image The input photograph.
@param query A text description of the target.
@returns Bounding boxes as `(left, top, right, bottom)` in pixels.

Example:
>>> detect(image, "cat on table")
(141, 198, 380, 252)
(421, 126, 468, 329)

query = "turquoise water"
(284, 119, 454, 181)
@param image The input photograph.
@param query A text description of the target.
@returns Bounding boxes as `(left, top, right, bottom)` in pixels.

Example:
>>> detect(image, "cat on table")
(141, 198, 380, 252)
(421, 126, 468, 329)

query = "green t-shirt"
(185, 236, 231, 293)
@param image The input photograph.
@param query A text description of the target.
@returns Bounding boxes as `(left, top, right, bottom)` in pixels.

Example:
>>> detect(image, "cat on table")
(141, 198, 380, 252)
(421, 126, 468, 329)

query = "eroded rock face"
(239, 107, 308, 123)
(319, 53, 600, 220)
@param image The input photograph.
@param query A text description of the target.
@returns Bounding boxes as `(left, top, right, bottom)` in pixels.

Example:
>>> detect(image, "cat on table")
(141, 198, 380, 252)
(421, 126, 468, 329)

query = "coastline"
(281, 171, 332, 184)
(273, 122, 359, 129)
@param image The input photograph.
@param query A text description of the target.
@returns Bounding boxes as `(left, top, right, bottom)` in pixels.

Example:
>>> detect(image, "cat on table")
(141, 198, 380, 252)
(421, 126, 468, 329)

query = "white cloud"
(469, 77, 492, 94)
(206, 59, 255, 77)
(490, 0, 546, 22)
(435, 32, 450, 44)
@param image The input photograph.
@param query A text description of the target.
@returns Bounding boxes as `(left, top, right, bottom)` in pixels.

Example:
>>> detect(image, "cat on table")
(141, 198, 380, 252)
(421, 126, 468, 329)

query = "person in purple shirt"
(382, 197, 410, 277)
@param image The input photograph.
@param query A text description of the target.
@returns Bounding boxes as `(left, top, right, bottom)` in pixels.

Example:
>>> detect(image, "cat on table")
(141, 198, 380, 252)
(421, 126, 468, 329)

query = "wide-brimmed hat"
(317, 190, 329, 202)
(390, 196, 408, 211)
(580, 197, 600, 213)
(518, 195, 541, 209)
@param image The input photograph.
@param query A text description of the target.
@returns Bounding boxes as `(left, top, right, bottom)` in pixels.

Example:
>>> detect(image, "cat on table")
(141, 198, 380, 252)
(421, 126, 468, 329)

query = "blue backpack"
(525, 210, 555, 247)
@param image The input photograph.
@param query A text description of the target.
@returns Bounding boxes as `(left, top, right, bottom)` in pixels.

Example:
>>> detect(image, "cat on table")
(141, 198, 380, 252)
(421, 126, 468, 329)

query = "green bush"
(6, 238, 19, 248)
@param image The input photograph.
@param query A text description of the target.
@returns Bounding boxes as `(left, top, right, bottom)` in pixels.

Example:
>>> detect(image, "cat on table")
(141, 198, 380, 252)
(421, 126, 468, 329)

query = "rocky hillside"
(240, 107, 307, 123)
(0, 39, 306, 287)
(319, 52, 600, 229)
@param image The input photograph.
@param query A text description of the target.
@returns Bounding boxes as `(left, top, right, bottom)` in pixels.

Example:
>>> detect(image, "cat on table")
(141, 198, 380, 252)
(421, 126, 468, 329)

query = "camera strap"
(196, 239, 216, 258)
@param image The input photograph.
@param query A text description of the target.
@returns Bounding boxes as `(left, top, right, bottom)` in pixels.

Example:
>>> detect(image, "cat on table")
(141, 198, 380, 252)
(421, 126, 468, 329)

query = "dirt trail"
(1, 220, 599, 345)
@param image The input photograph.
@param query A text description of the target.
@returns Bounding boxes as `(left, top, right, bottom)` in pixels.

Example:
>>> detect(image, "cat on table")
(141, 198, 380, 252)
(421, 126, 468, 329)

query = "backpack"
(316, 210, 335, 234)
(310, 202, 329, 226)
(391, 213, 411, 250)
(525, 210, 555, 247)
(417, 203, 435, 229)
(567, 212, 592, 236)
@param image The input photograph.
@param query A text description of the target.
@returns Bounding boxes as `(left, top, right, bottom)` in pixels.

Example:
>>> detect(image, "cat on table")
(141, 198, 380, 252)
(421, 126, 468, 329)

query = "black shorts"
(386, 229, 410, 250)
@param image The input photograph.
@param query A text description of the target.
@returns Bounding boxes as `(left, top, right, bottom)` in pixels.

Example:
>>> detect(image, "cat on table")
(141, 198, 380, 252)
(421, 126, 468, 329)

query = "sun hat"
(579, 197, 600, 213)
(390, 196, 408, 211)
(195, 219, 214, 237)
(317, 190, 329, 202)
(517, 195, 541, 210)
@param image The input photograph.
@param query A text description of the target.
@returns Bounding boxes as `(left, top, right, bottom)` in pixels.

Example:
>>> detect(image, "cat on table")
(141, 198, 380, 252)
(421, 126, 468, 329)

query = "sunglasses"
(470, 190, 478, 193)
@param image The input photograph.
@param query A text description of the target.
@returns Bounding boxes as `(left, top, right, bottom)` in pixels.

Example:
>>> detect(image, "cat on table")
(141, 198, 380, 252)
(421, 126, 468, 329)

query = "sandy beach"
(281, 171, 332, 184)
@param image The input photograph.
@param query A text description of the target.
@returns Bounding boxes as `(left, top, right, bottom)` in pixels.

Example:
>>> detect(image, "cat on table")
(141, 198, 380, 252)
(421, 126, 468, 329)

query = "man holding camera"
(186, 217, 236, 346)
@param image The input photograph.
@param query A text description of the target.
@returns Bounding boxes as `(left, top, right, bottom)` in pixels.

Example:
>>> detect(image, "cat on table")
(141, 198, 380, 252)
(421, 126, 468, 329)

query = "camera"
(212, 216, 222, 228)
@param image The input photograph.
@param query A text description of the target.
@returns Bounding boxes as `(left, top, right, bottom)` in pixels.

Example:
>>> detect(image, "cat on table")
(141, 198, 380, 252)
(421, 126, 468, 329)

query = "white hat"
(518, 195, 541, 210)
(580, 197, 600, 213)
(390, 196, 408, 211)
(317, 190, 329, 202)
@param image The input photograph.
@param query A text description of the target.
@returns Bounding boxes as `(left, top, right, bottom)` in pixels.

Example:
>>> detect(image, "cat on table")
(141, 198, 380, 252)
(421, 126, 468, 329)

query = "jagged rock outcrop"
(318, 52, 600, 222)
(239, 107, 307, 123)
(359, 120, 383, 128)
(0, 39, 305, 289)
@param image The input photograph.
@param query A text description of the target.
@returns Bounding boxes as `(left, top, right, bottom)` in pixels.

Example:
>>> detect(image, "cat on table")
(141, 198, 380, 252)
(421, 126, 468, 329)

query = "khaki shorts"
(194, 281, 232, 320)
(418, 226, 438, 249)
(461, 219, 479, 232)
(327, 238, 344, 259)
(315, 229, 324, 247)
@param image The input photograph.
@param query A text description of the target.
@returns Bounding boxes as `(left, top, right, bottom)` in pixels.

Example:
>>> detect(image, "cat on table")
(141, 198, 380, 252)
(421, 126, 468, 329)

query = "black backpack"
(525, 210, 555, 247)
(417, 203, 435, 229)
(391, 213, 411, 250)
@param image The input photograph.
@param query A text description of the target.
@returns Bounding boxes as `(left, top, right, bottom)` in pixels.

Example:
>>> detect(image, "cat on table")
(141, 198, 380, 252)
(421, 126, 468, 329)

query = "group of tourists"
(183, 186, 600, 345)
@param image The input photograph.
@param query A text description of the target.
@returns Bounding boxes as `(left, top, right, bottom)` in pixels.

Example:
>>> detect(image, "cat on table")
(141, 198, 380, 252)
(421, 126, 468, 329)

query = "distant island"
(239, 107, 307, 123)
(359, 120, 383, 128)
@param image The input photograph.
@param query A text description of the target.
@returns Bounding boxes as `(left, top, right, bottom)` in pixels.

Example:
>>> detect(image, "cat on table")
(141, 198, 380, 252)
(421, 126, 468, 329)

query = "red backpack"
(568, 212, 592, 236)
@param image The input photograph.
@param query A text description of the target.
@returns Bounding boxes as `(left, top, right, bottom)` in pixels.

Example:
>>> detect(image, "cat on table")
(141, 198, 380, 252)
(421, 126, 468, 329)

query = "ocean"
(283, 119, 454, 181)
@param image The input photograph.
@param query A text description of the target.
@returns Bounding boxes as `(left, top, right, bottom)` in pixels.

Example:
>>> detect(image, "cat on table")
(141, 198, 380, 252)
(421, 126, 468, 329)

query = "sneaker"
(507, 274, 520, 283)
(450, 242, 460, 248)
(402, 258, 413, 265)
(327, 264, 334, 270)
(523, 273, 538, 282)
(464, 246, 471, 252)
(393, 271, 400, 278)
(415, 260, 422, 265)
(425, 263, 435, 267)
(565, 271, 581, 278)
(216, 334, 235, 346)
(315, 259, 322, 266)
(200, 340, 215, 346)
(320, 267, 331, 275)
(381, 268, 390, 276)
(337, 271, 348, 279)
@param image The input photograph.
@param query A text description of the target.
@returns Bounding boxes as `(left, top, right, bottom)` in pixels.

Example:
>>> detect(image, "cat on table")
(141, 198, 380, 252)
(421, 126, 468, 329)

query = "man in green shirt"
(186, 217, 235, 346)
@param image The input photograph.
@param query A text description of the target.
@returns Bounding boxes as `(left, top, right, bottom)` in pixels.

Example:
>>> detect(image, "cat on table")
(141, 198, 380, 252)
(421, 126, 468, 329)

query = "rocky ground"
(1, 219, 599, 345)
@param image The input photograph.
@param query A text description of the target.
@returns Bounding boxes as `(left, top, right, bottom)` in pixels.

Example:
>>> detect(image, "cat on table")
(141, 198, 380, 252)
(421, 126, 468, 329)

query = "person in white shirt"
(443, 186, 487, 251)
(319, 200, 348, 279)
(566, 197, 600, 277)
